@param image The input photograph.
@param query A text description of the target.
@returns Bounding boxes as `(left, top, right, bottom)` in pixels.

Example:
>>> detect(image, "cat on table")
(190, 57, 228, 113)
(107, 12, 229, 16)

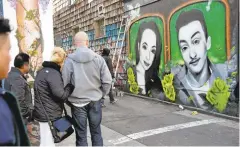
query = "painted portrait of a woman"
(134, 21, 163, 97)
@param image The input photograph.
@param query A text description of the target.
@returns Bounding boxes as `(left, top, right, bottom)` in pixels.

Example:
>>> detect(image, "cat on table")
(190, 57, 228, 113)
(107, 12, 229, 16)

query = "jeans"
(71, 100, 103, 146)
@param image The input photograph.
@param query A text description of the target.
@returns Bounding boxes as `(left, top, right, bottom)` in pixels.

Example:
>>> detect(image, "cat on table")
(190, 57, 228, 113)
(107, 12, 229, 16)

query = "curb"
(124, 92, 239, 122)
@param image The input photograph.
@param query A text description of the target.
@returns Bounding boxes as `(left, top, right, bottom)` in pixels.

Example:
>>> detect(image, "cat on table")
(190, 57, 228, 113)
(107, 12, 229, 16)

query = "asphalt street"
(59, 95, 239, 146)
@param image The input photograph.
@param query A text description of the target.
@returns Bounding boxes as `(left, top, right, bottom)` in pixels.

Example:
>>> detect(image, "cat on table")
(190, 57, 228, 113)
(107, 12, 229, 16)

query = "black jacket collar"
(10, 67, 27, 80)
(42, 61, 61, 72)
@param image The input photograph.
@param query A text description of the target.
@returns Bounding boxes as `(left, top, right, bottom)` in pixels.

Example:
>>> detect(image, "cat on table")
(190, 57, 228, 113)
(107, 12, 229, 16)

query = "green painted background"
(129, 16, 165, 78)
(170, 1, 227, 66)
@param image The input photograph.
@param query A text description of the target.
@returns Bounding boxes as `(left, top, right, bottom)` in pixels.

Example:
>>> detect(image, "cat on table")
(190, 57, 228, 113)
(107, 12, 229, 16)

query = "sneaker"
(110, 99, 118, 104)
(101, 103, 106, 107)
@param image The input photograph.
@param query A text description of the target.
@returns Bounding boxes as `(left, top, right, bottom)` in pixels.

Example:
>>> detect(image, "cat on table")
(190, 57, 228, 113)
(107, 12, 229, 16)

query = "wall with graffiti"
(86, 24, 127, 89)
(124, 0, 239, 116)
(2, 0, 54, 75)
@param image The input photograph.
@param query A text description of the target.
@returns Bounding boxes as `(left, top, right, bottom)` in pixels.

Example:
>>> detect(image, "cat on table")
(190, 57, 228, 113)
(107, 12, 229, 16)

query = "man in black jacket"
(101, 48, 118, 106)
(0, 18, 30, 146)
(4, 53, 33, 124)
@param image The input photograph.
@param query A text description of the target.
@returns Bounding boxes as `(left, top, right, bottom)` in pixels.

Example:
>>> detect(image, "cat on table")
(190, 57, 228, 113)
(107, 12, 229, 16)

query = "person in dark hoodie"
(4, 53, 33, 124)
(33, 47, 74, 146)
(0, 18, 30, 146)
(62, 31, 112, 146)
(101, 48, 118, 107)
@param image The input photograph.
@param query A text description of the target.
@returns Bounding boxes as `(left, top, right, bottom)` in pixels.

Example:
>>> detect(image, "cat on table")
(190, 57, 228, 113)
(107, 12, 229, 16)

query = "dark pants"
(71, 100, 103, 146)
(109, 87, 114, 102)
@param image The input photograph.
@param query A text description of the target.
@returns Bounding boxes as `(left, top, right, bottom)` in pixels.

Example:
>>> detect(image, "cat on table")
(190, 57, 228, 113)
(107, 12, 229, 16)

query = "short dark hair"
(102, 48, 110, 56)
(176, 9, 208, 39)
(14, 53, 30, 68)
(0, 18, 11, 34)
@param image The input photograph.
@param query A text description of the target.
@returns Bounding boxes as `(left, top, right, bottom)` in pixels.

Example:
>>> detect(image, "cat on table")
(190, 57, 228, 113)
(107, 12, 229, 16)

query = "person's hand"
(65, 100, 72, 107)
(28, 109, 34, 122)
(65, 83, 75, 94)
(112, 78, 116, 83)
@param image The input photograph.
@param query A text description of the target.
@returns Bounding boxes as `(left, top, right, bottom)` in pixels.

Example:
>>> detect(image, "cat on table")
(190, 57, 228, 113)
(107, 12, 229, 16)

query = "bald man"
(62, 31, 112, 146)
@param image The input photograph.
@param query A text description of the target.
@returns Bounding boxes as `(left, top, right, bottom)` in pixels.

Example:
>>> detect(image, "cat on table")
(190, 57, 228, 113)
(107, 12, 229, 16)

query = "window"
(98, 4, 104, 15)
(94, 18, 105, 38)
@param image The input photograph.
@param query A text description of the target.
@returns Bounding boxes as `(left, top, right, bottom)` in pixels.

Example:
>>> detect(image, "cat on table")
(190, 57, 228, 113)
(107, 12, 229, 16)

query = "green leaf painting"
(25, 10, 38, 21)
(127, 67, 139, 94)
(161, 73, 176, 101)
(206, 78, 230, 112)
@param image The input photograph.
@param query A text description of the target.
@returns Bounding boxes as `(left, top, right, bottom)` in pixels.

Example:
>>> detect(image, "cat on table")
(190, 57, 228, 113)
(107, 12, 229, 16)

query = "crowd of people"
(0, 18, 117, 146)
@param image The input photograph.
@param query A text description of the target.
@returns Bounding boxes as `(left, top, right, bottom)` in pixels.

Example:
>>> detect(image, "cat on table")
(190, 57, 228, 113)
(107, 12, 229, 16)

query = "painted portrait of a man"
(172, 9, 228, 110)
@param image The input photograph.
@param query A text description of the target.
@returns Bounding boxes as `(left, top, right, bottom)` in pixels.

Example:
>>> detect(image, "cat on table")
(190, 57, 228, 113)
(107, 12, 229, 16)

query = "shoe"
(110, 99, 118, 104)
(101, 103, 106, 107)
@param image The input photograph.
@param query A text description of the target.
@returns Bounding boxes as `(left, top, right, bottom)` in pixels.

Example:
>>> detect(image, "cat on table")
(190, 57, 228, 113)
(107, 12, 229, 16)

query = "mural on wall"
(127, 15, 165, 98)
(3, 0, 54, 75)
(170, 2, 232, 113)
(125, 0, 239, 116)
(126, 3, 140, 21)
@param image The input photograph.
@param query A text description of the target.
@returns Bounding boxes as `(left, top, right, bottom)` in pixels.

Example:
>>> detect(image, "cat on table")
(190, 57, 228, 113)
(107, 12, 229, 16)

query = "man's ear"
(86, 40, 89, 47)
(206, 36, 211, 50)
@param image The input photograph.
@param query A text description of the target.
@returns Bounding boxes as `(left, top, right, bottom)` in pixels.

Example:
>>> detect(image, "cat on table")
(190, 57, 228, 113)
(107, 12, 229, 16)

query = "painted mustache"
(189, 58, 200, 65)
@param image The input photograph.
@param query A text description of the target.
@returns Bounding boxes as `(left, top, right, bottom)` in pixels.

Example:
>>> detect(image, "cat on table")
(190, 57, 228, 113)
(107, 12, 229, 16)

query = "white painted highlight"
(108, 119, 224, 145)
(206, 0, 213, 11)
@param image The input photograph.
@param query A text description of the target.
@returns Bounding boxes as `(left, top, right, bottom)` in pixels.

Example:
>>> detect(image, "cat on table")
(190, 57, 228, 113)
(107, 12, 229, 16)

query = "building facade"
(53, 0, 126, 88)
(53, 0, 124, 51)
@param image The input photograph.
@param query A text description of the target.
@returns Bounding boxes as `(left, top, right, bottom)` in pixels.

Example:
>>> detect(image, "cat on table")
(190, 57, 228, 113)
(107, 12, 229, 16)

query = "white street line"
(174, 110, 239, 129)
(108, 119, 224, 145)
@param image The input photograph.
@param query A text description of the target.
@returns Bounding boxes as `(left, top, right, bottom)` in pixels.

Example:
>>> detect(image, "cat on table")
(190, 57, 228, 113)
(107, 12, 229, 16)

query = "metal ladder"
(112, 15, 130, 85)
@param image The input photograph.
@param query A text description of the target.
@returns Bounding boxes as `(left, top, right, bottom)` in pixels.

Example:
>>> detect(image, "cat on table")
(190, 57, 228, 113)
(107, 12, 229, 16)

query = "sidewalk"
(58, 125, 145, 146)
(58, 97, 145, 146)
(58, 95, 239, 146)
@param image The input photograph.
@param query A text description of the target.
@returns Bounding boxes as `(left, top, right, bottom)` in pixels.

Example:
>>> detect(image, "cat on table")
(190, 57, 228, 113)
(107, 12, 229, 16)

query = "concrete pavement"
(59, 95, 239, 146)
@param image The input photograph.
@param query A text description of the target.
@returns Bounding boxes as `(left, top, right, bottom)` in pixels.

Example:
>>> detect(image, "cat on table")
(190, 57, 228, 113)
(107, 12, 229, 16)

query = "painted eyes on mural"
(192, 39, 200, 45)
(142, 43, 147, 50)
(181, 46, 188, 52)
(151, 48, 156, 54)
